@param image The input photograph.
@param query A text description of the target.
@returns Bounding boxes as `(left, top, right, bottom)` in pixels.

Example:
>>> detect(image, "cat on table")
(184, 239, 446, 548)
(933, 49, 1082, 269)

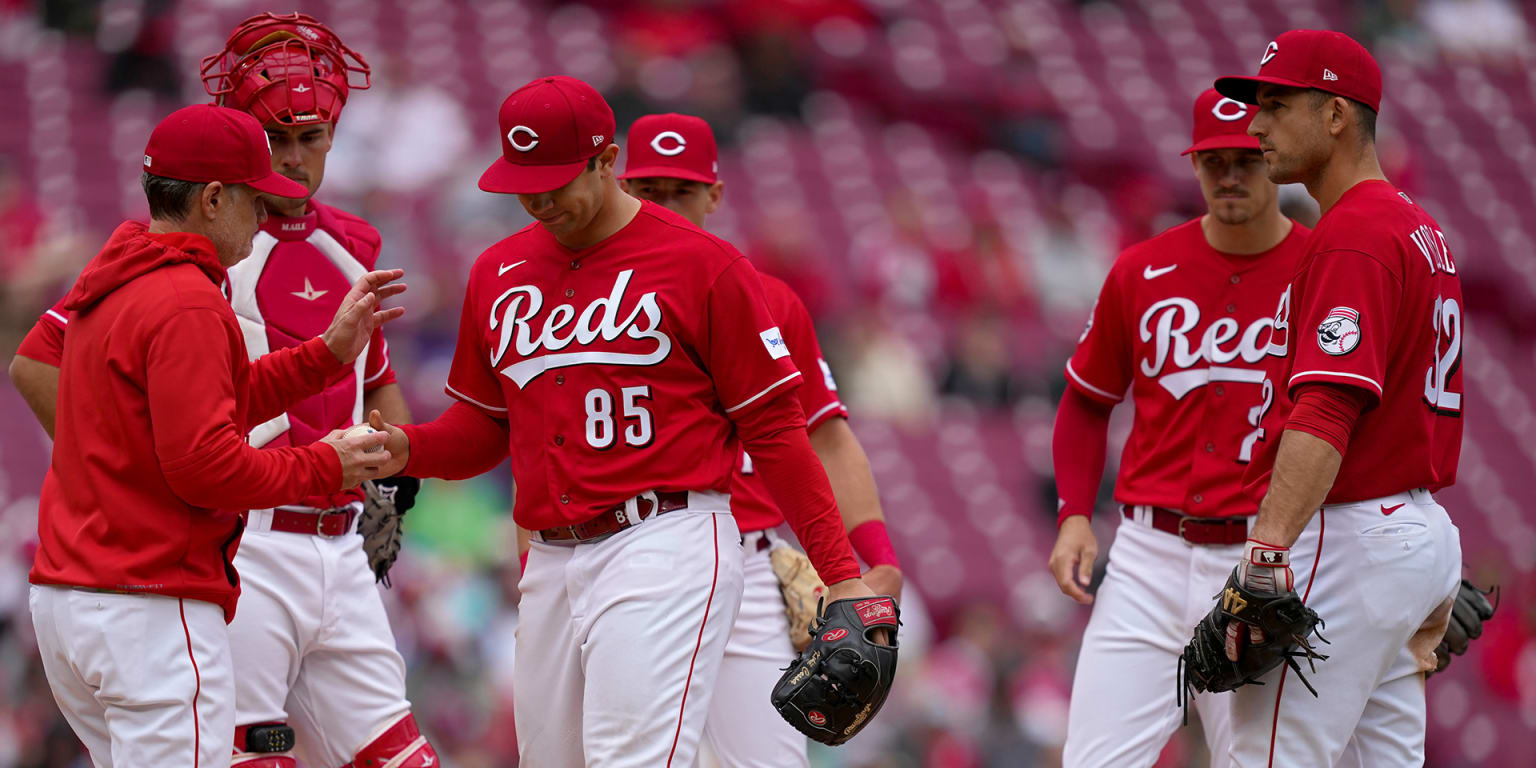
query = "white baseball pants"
(30, 585, 235, 767)
(700, 531, 812, 768)
(231, 506, 413, 767)
(515, 494, 744, 768)
(1229, 488, 1461, 767)
(1063, 514, 1242, 768)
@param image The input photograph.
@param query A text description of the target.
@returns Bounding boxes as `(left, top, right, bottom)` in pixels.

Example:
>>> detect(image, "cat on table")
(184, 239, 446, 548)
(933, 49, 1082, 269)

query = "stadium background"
(0, 0, 1532, 765)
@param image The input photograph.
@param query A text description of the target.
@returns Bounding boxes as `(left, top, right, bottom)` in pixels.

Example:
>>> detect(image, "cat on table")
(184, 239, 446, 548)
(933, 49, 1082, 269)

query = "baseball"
(342, 423, 383, 452)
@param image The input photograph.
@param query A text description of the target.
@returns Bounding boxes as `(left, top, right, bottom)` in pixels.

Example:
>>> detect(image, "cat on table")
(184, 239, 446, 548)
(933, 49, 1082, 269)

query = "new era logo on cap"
(1323, 68, 1339, 81)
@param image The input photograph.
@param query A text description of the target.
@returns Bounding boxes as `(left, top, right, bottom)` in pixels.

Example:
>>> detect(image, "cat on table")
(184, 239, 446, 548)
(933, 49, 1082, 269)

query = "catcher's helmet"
(199, 12, 370, 126)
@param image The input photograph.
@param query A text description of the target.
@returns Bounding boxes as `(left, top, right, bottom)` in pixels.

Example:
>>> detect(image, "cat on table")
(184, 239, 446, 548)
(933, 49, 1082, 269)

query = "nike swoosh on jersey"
(498, 260, 527, 276)
(1380, 503, 1405, 516)
(1143, 264, 1177, 279)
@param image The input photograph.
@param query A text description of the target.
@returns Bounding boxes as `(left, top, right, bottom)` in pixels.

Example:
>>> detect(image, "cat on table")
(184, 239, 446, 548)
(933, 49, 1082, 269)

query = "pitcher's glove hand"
(770, 546, 827, 652)
(1428, 579, 1498, 678)
(359, 476, 419, 587)
(772, 596, 900, 746)
(1179, 541, 1328, 718)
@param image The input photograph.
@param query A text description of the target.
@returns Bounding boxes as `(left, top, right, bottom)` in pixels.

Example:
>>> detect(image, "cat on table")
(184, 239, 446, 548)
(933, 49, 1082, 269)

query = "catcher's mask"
(200, 12, 370, 127)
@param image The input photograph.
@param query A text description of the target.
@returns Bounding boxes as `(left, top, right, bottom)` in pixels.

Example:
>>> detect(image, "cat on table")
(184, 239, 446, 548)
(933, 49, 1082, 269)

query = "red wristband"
(848, 520, 901, 570)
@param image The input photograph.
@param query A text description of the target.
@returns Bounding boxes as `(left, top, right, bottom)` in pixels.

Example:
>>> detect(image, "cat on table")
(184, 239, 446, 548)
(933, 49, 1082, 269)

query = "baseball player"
(616, 113, 903, 767)
(1205, 30, 1463, 766)
(365, 75, 881, 767)
(10, 13, 440, 767)
(1049, 88, 1310, 767)
(22, 103, 401, 767)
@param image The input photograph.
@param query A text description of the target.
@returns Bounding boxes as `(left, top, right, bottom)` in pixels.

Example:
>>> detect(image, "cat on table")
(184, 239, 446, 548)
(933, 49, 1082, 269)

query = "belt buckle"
(316, 509, 345, 538)
(1176, 516, 1193, 542)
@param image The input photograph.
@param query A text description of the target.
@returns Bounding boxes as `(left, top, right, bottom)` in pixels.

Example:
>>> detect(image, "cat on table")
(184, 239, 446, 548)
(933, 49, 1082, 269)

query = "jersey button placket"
(554, 434, 565, 446)
(560, 493, 570, 504)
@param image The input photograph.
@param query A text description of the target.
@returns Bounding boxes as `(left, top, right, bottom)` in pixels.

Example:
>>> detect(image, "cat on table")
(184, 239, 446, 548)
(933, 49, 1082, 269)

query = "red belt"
(258, 508, 357, 537)
(538, 491, 690, 544)
(1123, 506, 1247, 546)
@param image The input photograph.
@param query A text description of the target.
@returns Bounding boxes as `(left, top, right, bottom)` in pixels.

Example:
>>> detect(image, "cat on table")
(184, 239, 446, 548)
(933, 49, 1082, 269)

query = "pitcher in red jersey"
(1049, 88, 1309, 768)
(366, 76, 884, 767)
(1206, 29, 1464, 766)
(10, 13, 440, 768)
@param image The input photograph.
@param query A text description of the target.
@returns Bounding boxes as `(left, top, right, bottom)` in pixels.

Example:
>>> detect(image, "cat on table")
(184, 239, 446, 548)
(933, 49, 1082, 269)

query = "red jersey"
(1244, 181, 1463, 503)
(731, 272, 848, 533)
(1067, 217, 1310, 517)
(15, 202, 396, 510)
(445, 202, 809, 531)
(31, 222, 344, 620)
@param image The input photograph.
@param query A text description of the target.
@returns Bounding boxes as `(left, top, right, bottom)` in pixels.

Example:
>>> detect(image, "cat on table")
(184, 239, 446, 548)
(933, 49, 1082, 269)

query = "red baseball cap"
(142, 104, 309, 198)
(620, 113, 718, 184)
(1215, 30, 1381, 112)
(479, 76, 616, 195)
(1182, 88, 1261, 155)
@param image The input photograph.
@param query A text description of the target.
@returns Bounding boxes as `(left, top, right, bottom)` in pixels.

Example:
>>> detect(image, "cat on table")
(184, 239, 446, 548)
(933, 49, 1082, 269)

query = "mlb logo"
(760, 327, 790, 360)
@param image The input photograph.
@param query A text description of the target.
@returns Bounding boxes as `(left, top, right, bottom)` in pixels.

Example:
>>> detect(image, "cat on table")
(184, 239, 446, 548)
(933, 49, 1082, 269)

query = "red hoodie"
(30, 221, 347, 620)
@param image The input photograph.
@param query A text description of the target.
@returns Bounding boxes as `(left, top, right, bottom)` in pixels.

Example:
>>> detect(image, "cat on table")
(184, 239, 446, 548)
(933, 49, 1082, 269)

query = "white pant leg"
(702, 540, 811, 768)
(30, 586, 234, 767)
(284, 533, 412, 767)
(1064, 519, 1240, 768)
(229, 531, 316, 731)
(1228, 491, 1461, 768)
(514, 536, 588, 768)
(576, 506, 744, 768)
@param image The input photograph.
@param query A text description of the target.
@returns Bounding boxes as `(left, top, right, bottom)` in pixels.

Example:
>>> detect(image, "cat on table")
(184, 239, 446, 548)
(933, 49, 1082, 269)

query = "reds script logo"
(1140, 298, 1272, 399)
(488, 269, 672, 388)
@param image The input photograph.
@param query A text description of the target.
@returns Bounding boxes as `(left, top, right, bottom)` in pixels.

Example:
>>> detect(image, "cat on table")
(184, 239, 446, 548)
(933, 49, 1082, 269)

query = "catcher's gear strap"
(771, 596, 901, 746)
(343, 711, 438, 768)
(234, 722, 295, 754)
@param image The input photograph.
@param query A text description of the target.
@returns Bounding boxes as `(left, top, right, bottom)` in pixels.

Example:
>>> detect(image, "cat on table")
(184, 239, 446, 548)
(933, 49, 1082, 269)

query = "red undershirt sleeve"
(1053, 386, 1114, 526)
(732, 389, 861, 586)
(399, 401, 511, 481)
(1284, 383, 1369, 457)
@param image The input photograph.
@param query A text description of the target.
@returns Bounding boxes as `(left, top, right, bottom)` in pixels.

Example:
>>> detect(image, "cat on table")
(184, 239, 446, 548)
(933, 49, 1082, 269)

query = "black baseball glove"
(1179, 567, 1328, 717)
(358, 476, 419, 587)
(771, 596, 900, 746)
(1428, 579, 1498, 678)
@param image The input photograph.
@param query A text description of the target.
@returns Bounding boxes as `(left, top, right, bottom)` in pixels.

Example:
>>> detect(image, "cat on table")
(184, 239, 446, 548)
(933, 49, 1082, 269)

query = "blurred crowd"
(2, 1, 1535, 766)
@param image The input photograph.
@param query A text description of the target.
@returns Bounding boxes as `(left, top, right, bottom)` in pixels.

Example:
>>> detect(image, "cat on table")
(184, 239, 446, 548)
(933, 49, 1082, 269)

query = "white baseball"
(342, 423, 384, 452)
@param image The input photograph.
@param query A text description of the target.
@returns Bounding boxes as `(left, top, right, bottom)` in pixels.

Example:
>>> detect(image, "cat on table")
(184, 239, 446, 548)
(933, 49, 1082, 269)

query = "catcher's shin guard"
(232, 721, 298, 766)
(343, 712, 438, 768)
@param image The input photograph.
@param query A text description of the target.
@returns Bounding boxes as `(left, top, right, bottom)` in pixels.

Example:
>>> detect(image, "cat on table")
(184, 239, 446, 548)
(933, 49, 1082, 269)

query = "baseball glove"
(1179, 567, 1328, 716)
(771, 596, 900, 746)
(358, 476, 420, 587)
(1428, 579, 1498, 678)
(770, 545, 827, 652)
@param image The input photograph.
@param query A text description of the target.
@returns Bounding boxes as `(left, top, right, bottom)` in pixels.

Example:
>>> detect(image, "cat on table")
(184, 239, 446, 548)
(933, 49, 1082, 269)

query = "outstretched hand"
(323, 269, 407, 365)
(366, 409, 411, 478)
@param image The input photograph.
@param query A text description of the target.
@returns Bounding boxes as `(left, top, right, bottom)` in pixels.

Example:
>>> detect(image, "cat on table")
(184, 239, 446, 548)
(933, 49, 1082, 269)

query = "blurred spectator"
(1420, 0, 1531, 63)
(98, 0, 179, 100)
(939, 311, 1027, 408)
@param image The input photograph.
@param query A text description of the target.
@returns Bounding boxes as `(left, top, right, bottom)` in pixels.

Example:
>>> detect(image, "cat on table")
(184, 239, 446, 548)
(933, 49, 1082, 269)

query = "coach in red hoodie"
(27, 104, 406, 767)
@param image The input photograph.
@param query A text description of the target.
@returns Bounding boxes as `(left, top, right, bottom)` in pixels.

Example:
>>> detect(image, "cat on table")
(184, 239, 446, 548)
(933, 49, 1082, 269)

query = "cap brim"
(619, 165, 717, 184)
(1181, 136, 1262, 156)
(1213, 74, 1312, 106)
(247, 171, 311, 200)
(479, 157, 588, 195)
